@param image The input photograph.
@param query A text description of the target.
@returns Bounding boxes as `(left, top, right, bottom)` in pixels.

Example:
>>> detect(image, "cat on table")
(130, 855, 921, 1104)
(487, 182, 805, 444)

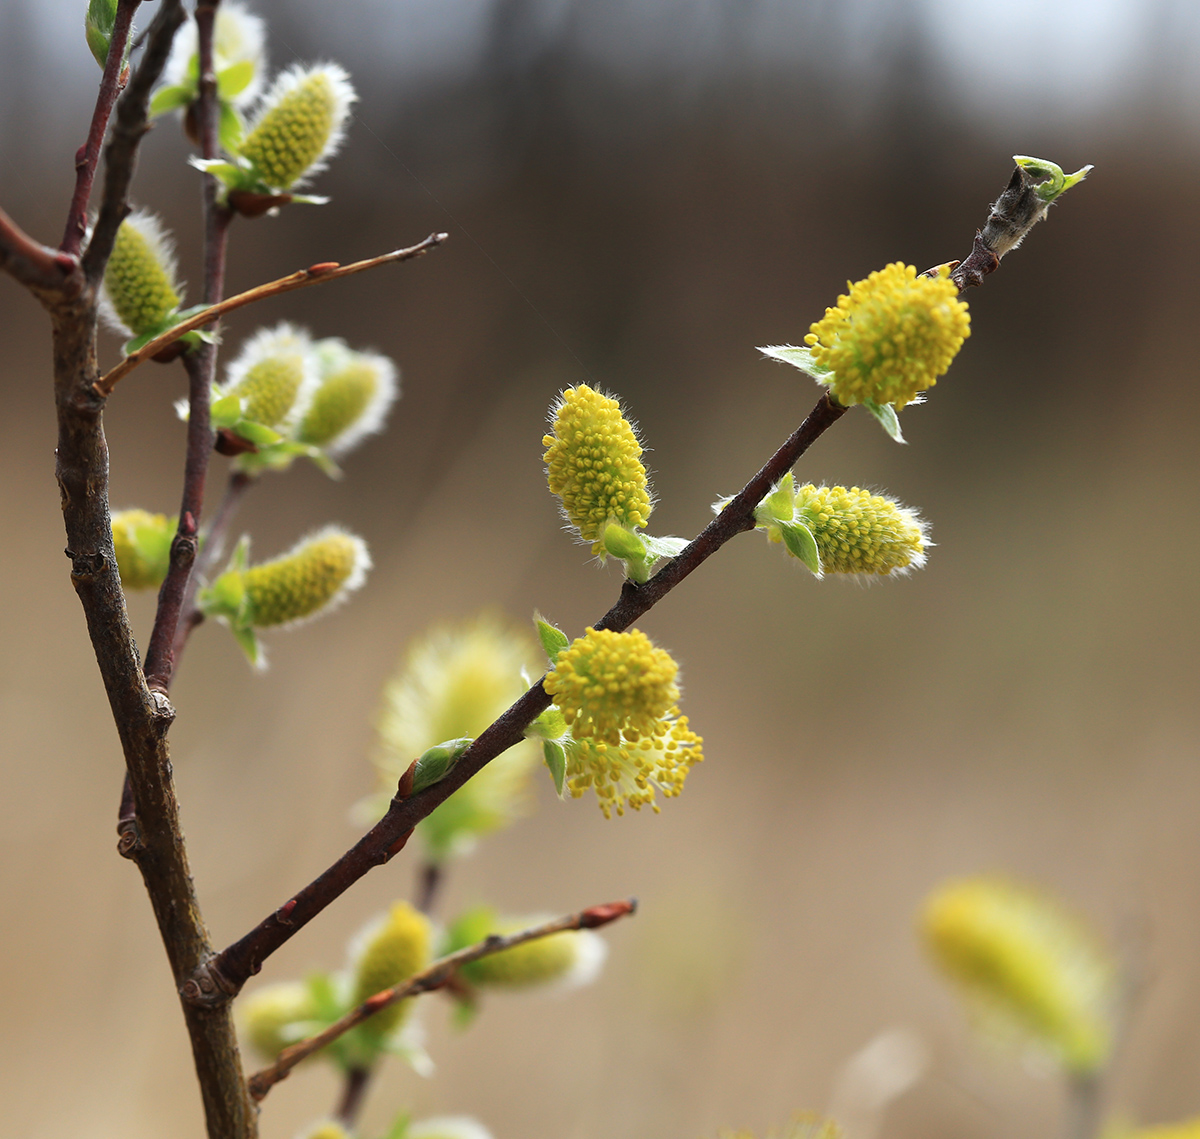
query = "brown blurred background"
(3, 1, 1200, 1136)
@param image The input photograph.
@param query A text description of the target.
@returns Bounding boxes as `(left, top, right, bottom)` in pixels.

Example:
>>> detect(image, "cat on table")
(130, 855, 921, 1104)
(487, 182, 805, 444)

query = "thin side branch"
(142, 0, 230, 692)
(94, 234, 450, 396)
(195, 395, 845, 1002)
(247, 900, 636, 1101)
(194, 157, 1066, 1005)
(81, 0, 186, 285)
(60, 0, 141, 257)
(0, 205, 81, 298)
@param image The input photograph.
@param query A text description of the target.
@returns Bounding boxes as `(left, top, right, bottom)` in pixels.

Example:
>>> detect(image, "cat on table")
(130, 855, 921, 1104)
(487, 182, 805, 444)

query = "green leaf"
(216, 59, 255, 99)
(756, 473, 795, 525)
(862, 398, 906, 444)
(542, 739, 567, 798)
(412, 738, 474, 794)
(218, 102, 244, 154)
(230, 419, 283, 447)
(758, 343, 830, 380)
(210, 392, 243, 428)
(150, 84, 194, 115)
(232, 625, 263, 668)
(284, 193, 330, 206)
(778, 520, 821, 576)
(381, 1113, 411, 1139)
(535, 616, 569, 663)
(525, 705, 568, 742)
(641, 534, 690, 561)
(188, 156, 250, 189)
(85, 0, 118, 67)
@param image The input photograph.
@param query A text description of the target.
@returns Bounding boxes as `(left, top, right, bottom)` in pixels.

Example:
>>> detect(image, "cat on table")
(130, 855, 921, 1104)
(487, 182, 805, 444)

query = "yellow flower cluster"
(921, 875, 1115, 1075)
(793, 484, 926, 576)
(240, 64, 354, 190)
(804, 263, 969, 409)
(110, 508, 175, 590)
(101, 212, 181, 337)
(545, 628, 702, 818)
(234, 528, 368, 628)
(543, 385, 652, 553)
(545, 627, 678, 742)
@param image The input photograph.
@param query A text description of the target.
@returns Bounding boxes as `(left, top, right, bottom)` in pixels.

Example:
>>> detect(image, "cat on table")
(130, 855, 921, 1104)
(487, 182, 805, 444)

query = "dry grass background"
(2, 2, 1200, 1136)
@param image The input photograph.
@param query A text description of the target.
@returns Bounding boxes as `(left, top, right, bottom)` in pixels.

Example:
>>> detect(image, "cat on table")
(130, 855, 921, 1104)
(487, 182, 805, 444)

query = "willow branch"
(0, 205, 81, 298)
(82, 0, 185, 285)
(60, 0, 140, 257)
(142, 0, 229, 692)
(190, 394, 844, 1004)
(247, 899, 636, 1101)
(194, 157, 1071, 1005)
(49, 3, 256, 1135)
(94, 234, 449, 396)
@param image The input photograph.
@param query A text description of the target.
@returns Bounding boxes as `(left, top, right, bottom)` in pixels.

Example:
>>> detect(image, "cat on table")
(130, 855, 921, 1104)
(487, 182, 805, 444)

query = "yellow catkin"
(351, 901, 432, 1038)
(543, 385, 652, 553)
(793, 484, 925, 575)
(545, 627, 677, 744)
(921, 875, 1115, 1074)
(102, 214, 181, 336)
(236, 529, 366, 628)
(241, 66, 350, 189)
(804, 263, 969, 409)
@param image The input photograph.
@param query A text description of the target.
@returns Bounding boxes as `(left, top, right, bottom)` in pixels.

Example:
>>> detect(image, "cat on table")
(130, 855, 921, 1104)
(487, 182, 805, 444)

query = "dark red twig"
(81, 0, 185, 286)
(247, 900, 636, 1100)
(61, 0, 141, 257)
(191, 396, 845, 1004)
(142, 0, 229, 692)
(0, 205, 81, 298)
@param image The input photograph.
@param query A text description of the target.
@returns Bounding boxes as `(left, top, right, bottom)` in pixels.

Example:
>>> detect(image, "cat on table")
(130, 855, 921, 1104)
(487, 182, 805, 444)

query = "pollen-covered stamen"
(545, 627, 678, 744)
(803, 262, 970, 409)
(565, 713, 703, 819)
(793, 484, 927, 576)
(99, 211, 183, 338)
(239, 62, 357, 191)
(543, 385, 653, 554)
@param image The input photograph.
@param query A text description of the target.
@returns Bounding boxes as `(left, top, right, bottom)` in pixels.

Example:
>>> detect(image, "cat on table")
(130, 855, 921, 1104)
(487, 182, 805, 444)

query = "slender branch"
(170, 469, 255, 668)
(45, 3, 256, 1135)
(0, 205, 81, 298)
(142, 1, 229, 692)
(81, 0, 185, 286)
(190, 395, 844, 1004)
(192, 157, 1068, 1005)
(60, 0, 140, 257)
(415, 861, 443, 916)
(247, 900, 636, 1101)
(335, 1068, 372, 1127)
(93, 234, 450, 396)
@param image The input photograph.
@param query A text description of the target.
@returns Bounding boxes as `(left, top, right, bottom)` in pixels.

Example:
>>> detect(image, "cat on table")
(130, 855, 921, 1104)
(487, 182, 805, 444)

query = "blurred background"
(2, 1, 1199, 1136)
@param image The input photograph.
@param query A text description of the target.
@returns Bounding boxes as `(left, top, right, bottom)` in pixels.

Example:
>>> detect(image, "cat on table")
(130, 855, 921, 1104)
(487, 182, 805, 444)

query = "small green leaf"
(863, 398, 906, 444)
(85, 0, 118, 68)
(284, 193, 330, 206)
(535, 616, 569, 663)
(758, 344, 830, 379)
(525, 705, 568, 742)
(150, 84, 194, 115)
(381, 1113, 411, 1139)
(641, 534, 690, 560)
(218, 102, 244, 154)
(412, 738, 473, 794)
(232, 625, 263, 667)
(778, 520, 821, 575)
(216, 59, 255, 99)
(756, 474, 795, 525)
(210, 392, 243, 428)
(543, 739, 567, 798)
(188, 156, 250, 189)
(230, 419, 283, 447)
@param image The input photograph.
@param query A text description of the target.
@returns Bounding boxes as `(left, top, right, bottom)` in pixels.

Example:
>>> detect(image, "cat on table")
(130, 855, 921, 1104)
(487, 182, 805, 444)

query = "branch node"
(116, 820, 144, 859)
(181, 959, 240, 1009)
(65, 546, 109, 582)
